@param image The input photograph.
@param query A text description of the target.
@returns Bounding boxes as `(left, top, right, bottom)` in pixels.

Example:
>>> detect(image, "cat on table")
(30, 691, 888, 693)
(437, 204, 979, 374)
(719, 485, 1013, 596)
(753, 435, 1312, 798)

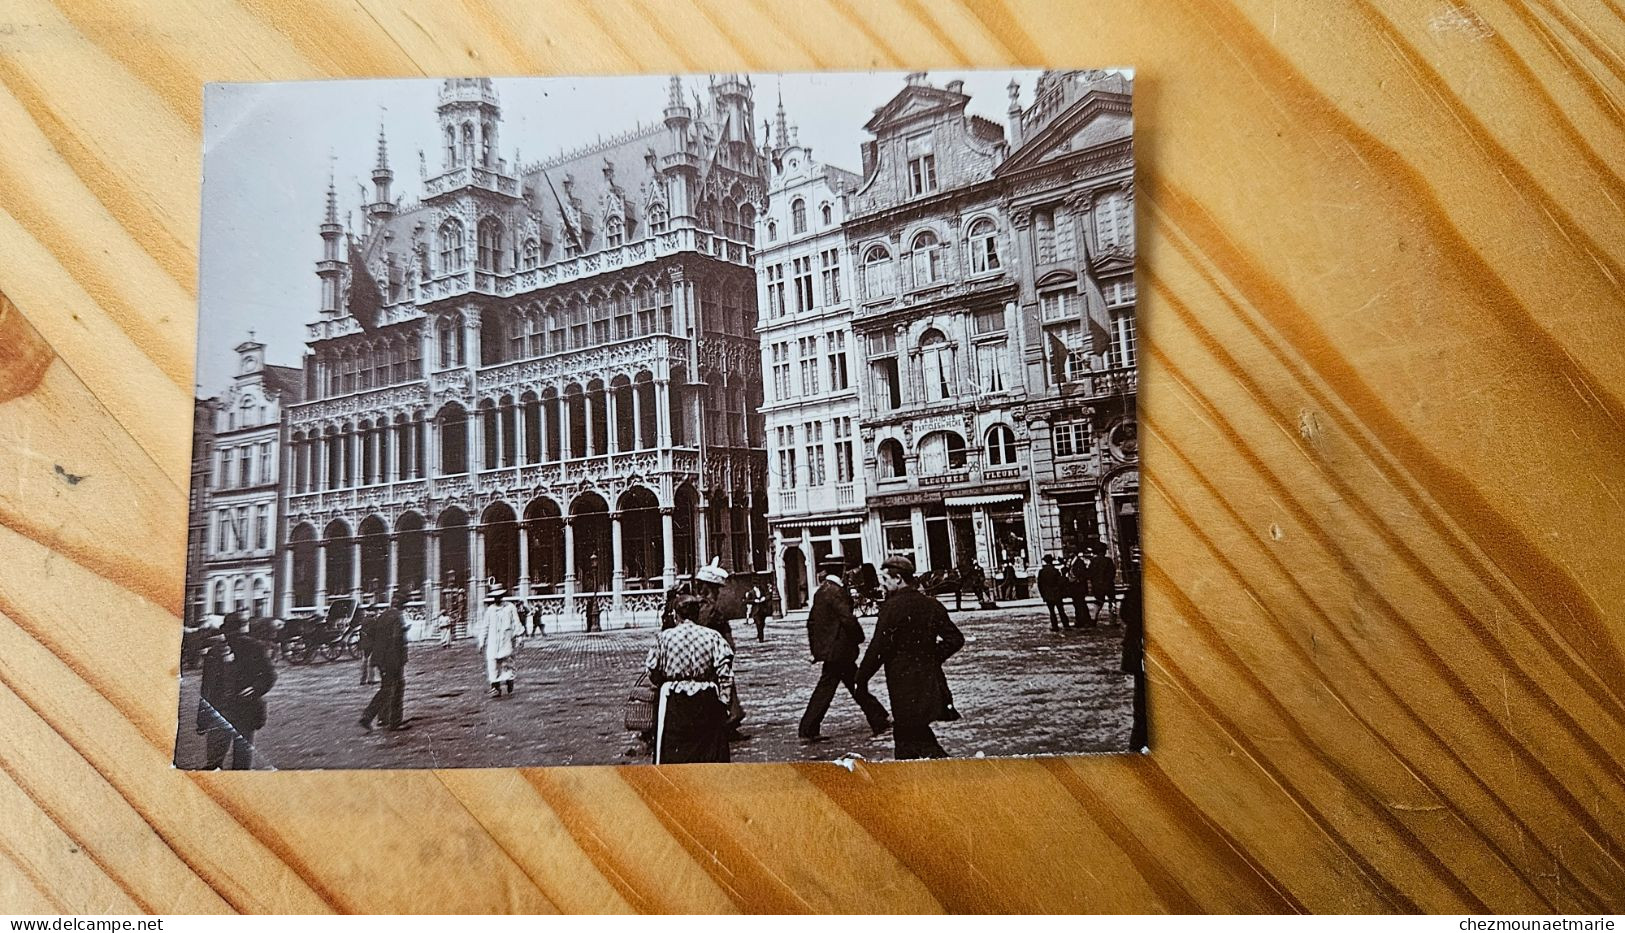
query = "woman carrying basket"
(644, 595, 734, 764)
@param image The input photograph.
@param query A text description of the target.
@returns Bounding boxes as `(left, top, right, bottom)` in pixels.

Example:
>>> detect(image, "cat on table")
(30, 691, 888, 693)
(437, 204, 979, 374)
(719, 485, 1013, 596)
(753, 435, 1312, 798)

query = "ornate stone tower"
(316, 169, 343, 316)
(438, 77, 502, 170)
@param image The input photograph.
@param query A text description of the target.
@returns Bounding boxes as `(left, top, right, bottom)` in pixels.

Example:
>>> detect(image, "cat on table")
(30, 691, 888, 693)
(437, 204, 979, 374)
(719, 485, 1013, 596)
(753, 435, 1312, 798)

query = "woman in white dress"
(476, 585, 522, 698)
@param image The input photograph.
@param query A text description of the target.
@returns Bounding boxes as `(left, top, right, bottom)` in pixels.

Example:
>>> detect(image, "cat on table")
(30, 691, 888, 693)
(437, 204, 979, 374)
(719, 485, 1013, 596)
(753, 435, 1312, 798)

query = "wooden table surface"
(0, 0, 1621, 914)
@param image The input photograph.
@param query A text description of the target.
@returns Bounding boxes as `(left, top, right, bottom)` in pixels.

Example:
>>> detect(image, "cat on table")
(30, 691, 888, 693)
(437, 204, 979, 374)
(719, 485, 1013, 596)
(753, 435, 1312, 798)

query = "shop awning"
(772, 514, 865, 530)
(943, 493, 1027, 508)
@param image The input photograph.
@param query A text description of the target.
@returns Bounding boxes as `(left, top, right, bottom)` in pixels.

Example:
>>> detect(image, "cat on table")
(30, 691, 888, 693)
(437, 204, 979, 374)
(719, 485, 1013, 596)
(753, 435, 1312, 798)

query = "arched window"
(480, 121, 493, 167)
(918, 431, 967, 475)
(439, 220, 465, 271)
(911, 229, 942, 285)
(863, 244, 894, 299)
(522, 238, 540, 269)
(649, 204, 668, 235)
(738, 203, 756, 245)
(443, 126, 455, 167)
(968, 217, 1000, 274)
(985, 424, 1018, 465)
(791, 199, 807, 235)
(919, 328, 955, 402)
(436, 316, 459, 369)
(477, 218, 504, 272)
(766, 220, 778, 242)
(821, 202, 833, 225)
(605, 216, 623, 248)
(877, 438, 907, 479)
(460, 122, 475, 166)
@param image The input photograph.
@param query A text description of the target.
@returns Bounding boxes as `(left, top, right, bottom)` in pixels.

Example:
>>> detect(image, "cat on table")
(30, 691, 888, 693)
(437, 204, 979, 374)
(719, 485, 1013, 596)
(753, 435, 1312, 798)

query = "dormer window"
(906, 133, 937, 196)
(649, 204, 668, 235)
(606, 216, 624, 248)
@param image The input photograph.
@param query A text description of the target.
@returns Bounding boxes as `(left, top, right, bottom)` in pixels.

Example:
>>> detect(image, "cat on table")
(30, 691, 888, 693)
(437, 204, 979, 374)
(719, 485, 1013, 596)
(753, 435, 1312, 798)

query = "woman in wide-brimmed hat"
(476, 582, 522, 698)
(645, 594, 733, 764)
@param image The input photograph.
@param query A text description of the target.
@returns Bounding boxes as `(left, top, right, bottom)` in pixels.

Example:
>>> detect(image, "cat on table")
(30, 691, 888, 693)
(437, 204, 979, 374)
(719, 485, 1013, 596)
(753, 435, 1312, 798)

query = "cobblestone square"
(174, 602, 1136, 769)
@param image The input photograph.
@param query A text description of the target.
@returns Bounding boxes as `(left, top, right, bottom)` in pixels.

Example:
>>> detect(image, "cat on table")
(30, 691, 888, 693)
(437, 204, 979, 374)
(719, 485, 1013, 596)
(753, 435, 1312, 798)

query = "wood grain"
(0, 0, 1620, 914)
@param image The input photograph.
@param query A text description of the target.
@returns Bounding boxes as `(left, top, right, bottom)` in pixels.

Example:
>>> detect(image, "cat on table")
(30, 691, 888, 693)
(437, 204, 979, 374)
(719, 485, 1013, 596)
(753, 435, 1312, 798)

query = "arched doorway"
(396, 512, 426, 599)
(481, 502, 520, 593)
(437, 507, 470, 590)
(357, 515, 390, 600)
(673, 483, 699, 577)
(523, 497, 564, 593)
(569, 492, 610, 592)
(781, 545, 807, 612)
(617, 485, 663, 591)
(323, 519, 353, 597)
(289, 522, 318, 609)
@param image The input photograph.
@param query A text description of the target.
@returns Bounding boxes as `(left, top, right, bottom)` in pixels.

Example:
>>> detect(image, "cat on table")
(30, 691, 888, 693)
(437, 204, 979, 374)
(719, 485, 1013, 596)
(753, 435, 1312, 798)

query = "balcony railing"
(835, 483, 855, 506)
(779, 490, 799, 512)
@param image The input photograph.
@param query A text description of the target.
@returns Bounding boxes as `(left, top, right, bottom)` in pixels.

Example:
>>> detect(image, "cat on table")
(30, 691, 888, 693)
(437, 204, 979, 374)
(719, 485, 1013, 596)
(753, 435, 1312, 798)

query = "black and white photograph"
(175, 69, 1140, 770)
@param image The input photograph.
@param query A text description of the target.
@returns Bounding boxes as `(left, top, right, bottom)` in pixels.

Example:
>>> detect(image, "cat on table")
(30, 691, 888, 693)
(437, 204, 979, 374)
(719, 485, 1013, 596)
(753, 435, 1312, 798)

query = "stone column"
(584, 391, 596, 457)
(561, 396, 573, 460)
(696, 496, 710, 565)
(630, 387, 643, 449)
(542, 397, 555, 461)
(426, 530, 441, 619)
(315, 541, 327, 605)
(350, 536, 362, 597)
(561, 516, 576, 622)
(350, 430, 362, 488)
(516, 403, 528, 465)
(517, 520, 531, 597)
(660, 507, 676, 589)
(470, 524, 484, 608)
(606, 389, 620, 454)
(655, 379, 672, 447)
(386, 533, 398, 600)
(493, 404, 505, 468)
(610, 510, 625, 612)
(281, 548, 295, 611)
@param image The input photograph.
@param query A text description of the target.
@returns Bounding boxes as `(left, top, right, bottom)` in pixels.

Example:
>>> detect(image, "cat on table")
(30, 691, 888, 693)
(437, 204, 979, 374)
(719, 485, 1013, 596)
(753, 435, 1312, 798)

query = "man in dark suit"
(1090, 543, 1118, 625)
(197, 612, 276, 769)
(858, 555, 965, 760)
(359, 592, 410, 732)
(1068, 549, 1094, 628)
(1037, 554, 1072, 632)
(798, 557, 891, 742)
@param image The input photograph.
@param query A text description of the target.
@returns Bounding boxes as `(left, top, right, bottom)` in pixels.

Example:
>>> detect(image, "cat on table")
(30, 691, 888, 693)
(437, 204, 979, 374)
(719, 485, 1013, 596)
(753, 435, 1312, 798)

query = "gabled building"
(202, 338, 302, 619)
(280, 77, 770, 631)
(995, 70, 1138, 566)
(187, 396, 218, 626)
(755, 96, 866, 611)
(846, 73, 1034, 577)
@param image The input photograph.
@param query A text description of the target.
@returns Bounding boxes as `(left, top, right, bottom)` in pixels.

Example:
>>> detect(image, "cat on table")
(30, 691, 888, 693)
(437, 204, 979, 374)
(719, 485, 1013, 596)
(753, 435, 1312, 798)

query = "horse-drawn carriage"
(276, 597, 364, 665)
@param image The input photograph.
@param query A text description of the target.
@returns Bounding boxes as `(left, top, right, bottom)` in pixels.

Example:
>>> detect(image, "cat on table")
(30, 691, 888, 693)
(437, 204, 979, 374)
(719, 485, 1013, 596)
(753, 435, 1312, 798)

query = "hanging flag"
(1075, 223, 1116, 362)
(543, 172, 582, 250)
(1047, 330, 1071, 385)
(346, 237, 383, 331)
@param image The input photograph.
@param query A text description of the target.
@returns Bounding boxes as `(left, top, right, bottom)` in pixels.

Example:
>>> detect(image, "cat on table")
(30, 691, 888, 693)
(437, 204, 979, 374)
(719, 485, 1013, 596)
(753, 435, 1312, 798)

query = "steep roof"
(262, 364, 305, 404)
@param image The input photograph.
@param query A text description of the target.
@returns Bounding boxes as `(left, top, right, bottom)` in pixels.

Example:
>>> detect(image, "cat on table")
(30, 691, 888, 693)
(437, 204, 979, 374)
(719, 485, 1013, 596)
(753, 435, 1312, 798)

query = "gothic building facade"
(203, 339, 302, 619)
(278, 77, 770, 631)
(996, 70, 1138, 567)
(847, 74, 1035, 577)
(756, 102, 867, 612)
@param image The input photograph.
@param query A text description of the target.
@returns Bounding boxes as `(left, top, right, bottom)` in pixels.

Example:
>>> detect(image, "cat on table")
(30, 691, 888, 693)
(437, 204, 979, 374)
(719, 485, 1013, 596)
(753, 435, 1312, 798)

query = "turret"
(368, 122, 396, 223)
(1007, 77, 1023, 147)
(317, 166, 344, 315)
(663, 74, 692, 152)
(437, 77, 502, 171)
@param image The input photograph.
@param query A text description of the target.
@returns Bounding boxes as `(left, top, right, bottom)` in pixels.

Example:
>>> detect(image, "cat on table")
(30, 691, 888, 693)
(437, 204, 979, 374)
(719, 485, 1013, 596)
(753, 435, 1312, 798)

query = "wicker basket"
(624, 672, 656, 732)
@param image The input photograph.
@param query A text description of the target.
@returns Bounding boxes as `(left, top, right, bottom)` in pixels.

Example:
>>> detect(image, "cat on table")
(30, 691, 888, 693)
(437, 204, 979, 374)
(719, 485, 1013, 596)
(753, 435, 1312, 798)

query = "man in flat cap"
(857, 554, 965, 759)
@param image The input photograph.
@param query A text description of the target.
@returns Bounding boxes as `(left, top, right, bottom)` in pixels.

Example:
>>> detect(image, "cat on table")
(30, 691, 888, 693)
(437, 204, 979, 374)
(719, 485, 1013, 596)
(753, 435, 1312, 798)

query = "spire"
(374, 121, 390, 173)
(773, 84, 788, 149)
(667, 74, 683, 110)
(324, 158, 338, 224)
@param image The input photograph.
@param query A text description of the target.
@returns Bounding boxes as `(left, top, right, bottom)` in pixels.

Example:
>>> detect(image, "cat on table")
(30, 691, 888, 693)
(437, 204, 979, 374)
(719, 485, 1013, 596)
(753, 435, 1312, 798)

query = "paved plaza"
(174, 603, 1137, 769)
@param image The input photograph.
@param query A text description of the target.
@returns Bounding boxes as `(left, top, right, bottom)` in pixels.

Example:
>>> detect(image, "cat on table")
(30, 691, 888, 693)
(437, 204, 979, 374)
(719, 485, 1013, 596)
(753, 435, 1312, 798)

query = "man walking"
(858, 555, 965, 760)
(798, 557, 891, 743)
(359, 592, 410, 731)
(477, 585, 522, 698)
(196, 612, 276, 770)
(1090, 543, 1118, 625)
(1068, 549, 1094, 628)
(1037, 554, 1072, 632)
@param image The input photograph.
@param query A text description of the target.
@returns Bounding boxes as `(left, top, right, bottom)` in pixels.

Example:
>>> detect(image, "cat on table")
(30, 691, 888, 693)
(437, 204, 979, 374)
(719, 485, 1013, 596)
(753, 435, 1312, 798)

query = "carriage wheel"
(321, 638, 343, 661)
(294, 637, 319, 665)
(342, 627, 361, 660)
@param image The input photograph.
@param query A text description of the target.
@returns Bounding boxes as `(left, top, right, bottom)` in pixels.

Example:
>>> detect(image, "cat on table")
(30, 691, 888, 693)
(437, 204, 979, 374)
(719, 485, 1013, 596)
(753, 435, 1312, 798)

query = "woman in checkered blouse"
(645, 596, 735, 764)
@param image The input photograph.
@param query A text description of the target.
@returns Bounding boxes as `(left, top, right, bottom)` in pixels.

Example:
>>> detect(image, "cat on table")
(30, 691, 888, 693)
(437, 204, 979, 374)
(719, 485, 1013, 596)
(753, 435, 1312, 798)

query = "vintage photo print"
(177, 69, 1141, 770)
